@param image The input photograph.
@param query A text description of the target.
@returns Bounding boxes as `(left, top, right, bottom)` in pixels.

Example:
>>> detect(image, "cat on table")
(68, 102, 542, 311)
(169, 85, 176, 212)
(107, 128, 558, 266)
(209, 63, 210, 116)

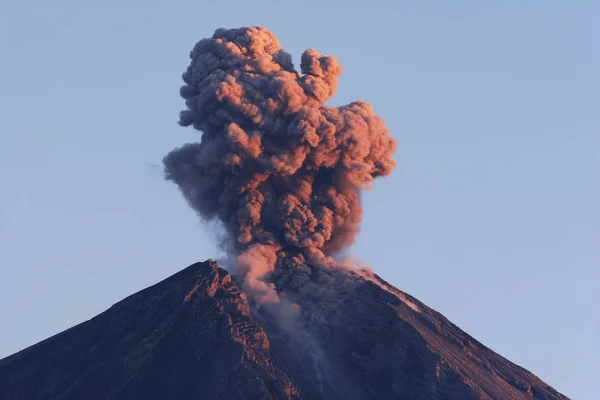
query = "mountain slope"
(0, 261, 568, 400)
(0, 261, 298, 400)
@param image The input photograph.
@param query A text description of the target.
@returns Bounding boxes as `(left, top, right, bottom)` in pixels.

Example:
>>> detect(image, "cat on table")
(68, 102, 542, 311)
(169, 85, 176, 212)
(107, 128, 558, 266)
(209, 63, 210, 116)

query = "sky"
(0, 1, 598, 398)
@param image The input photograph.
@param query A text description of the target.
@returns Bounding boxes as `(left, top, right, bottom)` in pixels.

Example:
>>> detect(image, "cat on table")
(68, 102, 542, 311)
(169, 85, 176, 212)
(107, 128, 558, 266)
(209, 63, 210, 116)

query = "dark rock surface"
(0, 260, 569, 400)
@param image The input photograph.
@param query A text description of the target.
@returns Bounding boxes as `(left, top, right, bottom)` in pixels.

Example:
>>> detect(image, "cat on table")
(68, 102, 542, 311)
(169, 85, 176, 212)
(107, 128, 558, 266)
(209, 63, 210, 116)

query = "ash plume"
(164, 26, 397, 302)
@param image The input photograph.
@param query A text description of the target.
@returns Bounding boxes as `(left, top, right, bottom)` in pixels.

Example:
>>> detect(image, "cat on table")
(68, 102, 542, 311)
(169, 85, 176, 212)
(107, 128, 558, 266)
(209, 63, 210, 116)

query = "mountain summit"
(0, 260, 567, 399)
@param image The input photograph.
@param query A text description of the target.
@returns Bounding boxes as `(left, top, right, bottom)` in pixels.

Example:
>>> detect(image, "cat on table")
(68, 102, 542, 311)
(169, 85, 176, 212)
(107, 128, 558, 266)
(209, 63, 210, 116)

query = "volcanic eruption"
(163, 26, 397, 305)
(0, 26, 570, 400)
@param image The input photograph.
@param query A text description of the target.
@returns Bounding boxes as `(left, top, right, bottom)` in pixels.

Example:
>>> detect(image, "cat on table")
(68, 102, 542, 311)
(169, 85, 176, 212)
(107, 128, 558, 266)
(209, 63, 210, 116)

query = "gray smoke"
(163, 26, 397, 302)
(163, 26, 398, 394)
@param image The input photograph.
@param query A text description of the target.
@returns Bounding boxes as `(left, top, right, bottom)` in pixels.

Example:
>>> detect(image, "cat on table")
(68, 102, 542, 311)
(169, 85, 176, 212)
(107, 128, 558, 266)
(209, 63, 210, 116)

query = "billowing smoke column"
(164, 27, 396, 303)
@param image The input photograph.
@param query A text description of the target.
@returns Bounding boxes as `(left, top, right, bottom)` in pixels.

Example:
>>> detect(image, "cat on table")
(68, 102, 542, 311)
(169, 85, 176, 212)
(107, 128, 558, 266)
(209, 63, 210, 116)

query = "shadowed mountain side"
(305, 276, 566, 399)
(0, 261, 568, 400)
(0, 261, 298, 400)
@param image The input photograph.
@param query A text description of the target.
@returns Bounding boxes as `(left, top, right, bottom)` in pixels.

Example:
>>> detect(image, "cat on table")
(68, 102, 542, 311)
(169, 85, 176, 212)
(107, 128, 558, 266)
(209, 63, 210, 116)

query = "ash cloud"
(163, 26, 397, 300)
(164, 27, 397, 393)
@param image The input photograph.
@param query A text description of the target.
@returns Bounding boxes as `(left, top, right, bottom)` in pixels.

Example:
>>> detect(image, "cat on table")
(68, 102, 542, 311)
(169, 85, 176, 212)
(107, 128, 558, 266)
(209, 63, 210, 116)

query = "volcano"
(0, 260, 568, 400)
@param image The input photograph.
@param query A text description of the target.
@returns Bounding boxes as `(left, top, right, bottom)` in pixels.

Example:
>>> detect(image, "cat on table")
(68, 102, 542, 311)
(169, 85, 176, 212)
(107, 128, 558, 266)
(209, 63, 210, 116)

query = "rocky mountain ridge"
(0, 260, 569, 399)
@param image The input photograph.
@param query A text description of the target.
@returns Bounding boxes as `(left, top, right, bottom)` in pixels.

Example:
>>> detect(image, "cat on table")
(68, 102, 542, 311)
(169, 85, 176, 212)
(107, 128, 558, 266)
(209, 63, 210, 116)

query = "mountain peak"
(0, 260, 298, 399)
(0, 260, 568, 399)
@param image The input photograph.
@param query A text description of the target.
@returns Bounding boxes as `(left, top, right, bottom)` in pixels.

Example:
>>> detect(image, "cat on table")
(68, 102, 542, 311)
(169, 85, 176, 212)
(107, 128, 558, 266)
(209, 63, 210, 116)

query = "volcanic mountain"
(0, 260, 568, 400)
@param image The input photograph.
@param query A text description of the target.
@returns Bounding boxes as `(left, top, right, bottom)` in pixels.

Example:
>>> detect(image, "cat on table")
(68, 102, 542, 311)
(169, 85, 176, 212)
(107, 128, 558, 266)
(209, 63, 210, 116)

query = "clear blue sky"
(0, 1, 598, 398)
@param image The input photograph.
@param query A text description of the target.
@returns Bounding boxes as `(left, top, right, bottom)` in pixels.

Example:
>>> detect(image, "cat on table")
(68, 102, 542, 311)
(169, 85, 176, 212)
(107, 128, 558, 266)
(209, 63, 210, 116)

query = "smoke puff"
(164, 26, 396, 299)
(236, 244, 280, 304)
